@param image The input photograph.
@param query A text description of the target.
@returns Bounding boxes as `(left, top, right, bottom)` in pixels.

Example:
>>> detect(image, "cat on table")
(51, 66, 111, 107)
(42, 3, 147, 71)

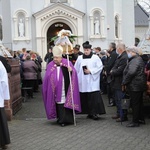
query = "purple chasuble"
(42, 58, 81, 120)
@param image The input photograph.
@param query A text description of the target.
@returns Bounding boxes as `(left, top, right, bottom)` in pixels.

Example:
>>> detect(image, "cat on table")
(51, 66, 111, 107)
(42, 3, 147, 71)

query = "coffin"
(4, 58, 22, 120)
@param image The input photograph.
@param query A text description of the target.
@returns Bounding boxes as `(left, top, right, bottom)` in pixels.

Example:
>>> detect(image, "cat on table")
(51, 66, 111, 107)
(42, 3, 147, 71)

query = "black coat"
(105, 49, 118, 74)
(111, 51, 128, 90)
(44, 52, 53, 64)
(122, 55, 146, 92)
(101, 56, 107, 66)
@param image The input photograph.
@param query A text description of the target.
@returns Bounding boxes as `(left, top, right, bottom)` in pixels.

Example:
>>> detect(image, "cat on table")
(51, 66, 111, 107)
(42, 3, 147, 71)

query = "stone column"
(90, 16, 94, 36)
(101, 15, 105, 37)
(13, 17, 18, 38)
(25, 17, 29, 39)
(118, 19, 122, 39)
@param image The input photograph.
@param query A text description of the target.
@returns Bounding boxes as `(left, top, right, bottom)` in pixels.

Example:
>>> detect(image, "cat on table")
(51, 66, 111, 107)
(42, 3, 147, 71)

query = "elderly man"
(0, 61, 10, 149)
(105, 42, 118, 107)
(110, 43, 128, 122)
(122, 46, 146, 127)
(42, 45, 81, 127)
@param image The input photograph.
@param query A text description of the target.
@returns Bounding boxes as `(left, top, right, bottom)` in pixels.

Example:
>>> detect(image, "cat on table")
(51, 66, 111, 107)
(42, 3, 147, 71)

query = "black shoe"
(126, 122, 139, 127)
(112, 115, 120, 119)
(108, 103, 115, 107)
(138, 120, 146, 125)
(87, 115, 93, 119)
(60, 123, 66, 127)
(0, 145, 8, 149)
(116, 117, 128, 122)
(92, 115, 99, 120)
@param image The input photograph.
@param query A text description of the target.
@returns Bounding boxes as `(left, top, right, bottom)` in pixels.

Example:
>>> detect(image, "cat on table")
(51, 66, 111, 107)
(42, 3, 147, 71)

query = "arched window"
(0, 17, 2, 41)
(115, 16, 119, 38)
(90, 8, 105, 39)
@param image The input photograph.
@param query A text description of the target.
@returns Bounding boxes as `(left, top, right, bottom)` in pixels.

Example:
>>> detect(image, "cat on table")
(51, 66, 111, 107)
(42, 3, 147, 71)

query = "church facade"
(0, 0, 135, 62)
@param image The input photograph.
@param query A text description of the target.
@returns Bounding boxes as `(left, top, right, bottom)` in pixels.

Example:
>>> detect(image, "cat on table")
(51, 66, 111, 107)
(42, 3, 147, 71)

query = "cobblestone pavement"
(7, 86, 150, 150)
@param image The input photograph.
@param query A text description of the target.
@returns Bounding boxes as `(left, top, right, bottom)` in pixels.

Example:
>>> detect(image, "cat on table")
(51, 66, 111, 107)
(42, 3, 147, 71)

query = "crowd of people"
(42, 40, 149, 128)
(0, 40, 150, 149)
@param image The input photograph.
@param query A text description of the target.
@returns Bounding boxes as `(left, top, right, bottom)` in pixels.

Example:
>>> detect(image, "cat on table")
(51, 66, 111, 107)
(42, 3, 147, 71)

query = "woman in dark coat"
(122, 46, 146, 127)
(22, 54, 38, 97)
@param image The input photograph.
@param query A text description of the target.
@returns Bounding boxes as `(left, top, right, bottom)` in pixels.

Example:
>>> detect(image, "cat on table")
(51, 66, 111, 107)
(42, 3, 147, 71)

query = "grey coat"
(23, 60, 38, 80)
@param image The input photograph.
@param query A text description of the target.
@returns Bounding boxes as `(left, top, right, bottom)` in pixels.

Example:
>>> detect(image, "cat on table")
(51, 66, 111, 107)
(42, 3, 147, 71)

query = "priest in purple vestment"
(42, 45, 81, 127)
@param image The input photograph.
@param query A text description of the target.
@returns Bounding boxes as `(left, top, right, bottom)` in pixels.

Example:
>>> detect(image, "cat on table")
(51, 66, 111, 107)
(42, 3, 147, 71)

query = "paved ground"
(7, 85, 150, 150)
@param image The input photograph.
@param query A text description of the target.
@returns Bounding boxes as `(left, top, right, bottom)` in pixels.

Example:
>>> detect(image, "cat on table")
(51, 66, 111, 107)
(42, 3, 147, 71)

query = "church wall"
(0, 0, 2, 15)
(122, 0, 135, 46)
(0, 0, 135, 53)
(106, 0, 115, 47)
(30, 0, 45, 52)
(72, 0, 87, 43)
(0, 0, 2, 41)
(135, 26, 148, 41)
(86, 0, 108, 49)
(1, 0, 12, 49)
(10, 0, 44, 51)
(72, 0, 86, 13)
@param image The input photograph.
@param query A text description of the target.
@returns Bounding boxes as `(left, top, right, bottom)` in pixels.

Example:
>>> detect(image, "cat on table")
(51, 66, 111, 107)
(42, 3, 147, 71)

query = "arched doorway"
(47, 22, 72, 51)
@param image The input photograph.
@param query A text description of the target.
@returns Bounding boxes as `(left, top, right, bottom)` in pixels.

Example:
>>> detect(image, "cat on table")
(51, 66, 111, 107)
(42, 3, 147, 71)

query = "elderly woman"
(22, 54, 38, 98)
(122, 46, 146, 127)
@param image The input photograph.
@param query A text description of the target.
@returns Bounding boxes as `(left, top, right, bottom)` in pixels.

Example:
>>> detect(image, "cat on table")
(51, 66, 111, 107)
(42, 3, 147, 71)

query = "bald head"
(116, 43, 126, 55)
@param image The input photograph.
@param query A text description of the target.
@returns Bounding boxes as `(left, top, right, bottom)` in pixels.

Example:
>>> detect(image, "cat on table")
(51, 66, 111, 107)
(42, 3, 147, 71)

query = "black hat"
(73, 44, 80, 50)
(82, 41, 92, 49)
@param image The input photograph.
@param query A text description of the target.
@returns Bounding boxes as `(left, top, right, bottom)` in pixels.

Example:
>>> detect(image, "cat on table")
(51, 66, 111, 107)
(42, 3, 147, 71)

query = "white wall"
(0, 0, 135, 51)
(122, 0, 135, 46)
(10, 0, 44, 51)
(1, 0, 12, 49)
(135, 26, 148, 41)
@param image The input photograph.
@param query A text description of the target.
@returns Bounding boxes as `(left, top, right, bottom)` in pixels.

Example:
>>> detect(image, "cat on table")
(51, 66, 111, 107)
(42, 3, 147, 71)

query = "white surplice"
(56, 66, 66, 104)
(74, 54, 103, 93)
(0, 61, 10, 107)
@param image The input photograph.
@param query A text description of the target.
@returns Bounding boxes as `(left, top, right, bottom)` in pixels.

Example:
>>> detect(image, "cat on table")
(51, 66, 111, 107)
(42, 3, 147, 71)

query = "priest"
(0, 61, 10, 149)
(74, 41, 106, 120)
(42, 45, 81, 127)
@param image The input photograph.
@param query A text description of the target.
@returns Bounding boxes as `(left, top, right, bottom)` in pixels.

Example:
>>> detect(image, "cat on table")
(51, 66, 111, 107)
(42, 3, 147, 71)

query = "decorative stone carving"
(90, 8, 106, 39)
(94, 17, 100, 35)
(41, 9, 77, 21)
(13, 9, 30, 42)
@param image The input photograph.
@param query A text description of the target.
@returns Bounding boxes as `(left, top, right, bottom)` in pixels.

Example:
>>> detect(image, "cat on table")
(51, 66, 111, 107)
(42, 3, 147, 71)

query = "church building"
(0, 0, 135, 64)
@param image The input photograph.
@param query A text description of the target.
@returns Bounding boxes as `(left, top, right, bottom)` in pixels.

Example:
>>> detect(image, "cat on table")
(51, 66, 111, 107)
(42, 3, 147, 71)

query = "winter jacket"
(122, 55, 146, 92)
(111, 51, 128, 90)
(22, 60, 38, 80)
(105, 49, 118, 74)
